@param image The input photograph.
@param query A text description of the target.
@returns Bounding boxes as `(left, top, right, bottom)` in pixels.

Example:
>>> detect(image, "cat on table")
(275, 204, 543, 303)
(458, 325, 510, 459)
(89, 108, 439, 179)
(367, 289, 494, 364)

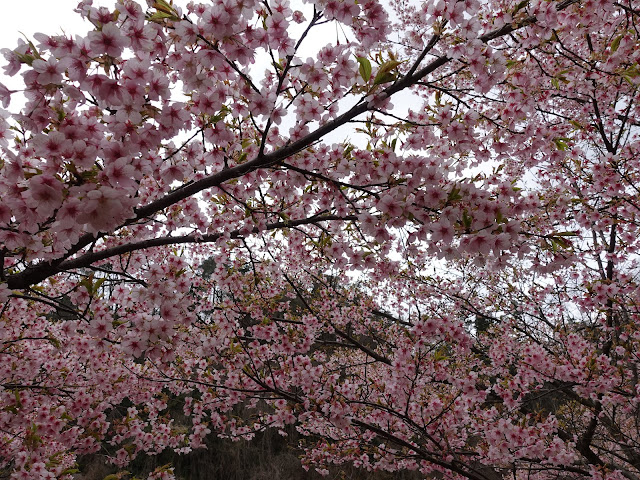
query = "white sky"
(0, 2, 90, 49)
(0, 1, 111, 90)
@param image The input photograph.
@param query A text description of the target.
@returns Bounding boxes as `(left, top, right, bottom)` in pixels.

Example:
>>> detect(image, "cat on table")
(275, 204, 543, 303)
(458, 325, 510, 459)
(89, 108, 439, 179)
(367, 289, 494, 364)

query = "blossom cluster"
(0, 0, 639, 478)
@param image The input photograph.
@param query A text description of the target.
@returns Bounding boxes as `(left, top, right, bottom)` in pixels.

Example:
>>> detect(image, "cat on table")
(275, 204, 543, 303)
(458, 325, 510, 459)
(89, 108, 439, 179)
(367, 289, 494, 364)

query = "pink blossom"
(32, 57, 66, 85)
(377, 194, 404, 217)
(76, 187, 134, 234)
(199, 6, 233, 39)
(0, 81, 14, 107)
(1, 38, 33, 76)
(159, 102, 191, 133)
(102, 156, 138, 190)
(32, 131, 71, 159)
(52, 196, 83, 229)
(88, 22, 129, 57)
(24, 174, 64, 218)
(430, 221, 454, 244)
(0, 283, 10, 303)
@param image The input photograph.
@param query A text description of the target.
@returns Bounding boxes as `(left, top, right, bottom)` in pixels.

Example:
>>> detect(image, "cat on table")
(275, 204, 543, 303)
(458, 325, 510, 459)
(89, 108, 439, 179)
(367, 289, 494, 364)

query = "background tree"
(1, 0, 640, 479)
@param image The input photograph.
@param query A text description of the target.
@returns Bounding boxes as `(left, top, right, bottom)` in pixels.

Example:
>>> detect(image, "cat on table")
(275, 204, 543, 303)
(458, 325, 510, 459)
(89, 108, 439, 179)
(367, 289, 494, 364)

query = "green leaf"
(611, 34, 623, 53)
(552, 137, 570, 151)
(623, 64, 640, 78)
(14, 52, 35, 66)
(61, 469, 80, 476)
(513, 0, 529, 13)
(552, 230, 578, 237)
(447, 185, 462, 202)
(17, 33, 42, 62)
(373, 72, 396, 85)
(211, 109, 227, 123)
(148, 10, 178, 21)
(549, 236, 571, 250)
(433, 346, 449, 362)
(155, 464, 174, 473)
(93, 277, 106, 292)
(373, 60, 402, 85)
(356, 56, 372, 82)
(153, 0, 177, 15)
(462, 210, 473, 230)
(343, 144, 354, 157)
(48, 335, 61, 349)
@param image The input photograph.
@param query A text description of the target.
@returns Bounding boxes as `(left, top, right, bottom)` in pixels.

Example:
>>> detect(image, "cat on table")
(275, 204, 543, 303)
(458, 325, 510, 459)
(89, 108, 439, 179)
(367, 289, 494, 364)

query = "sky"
(0, 1, 90, 49)
(0, 1, 101, 91)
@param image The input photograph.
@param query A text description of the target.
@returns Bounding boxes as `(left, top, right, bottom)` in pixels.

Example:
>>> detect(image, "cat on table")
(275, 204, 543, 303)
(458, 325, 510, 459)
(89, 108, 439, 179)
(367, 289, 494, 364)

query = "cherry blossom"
(88, 22, 130, 57)
(0, 0, 639, 478)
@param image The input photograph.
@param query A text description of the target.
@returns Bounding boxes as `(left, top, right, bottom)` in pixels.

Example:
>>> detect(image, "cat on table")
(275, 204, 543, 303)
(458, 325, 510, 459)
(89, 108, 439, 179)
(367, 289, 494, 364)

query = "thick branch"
(7, 214, 356, 288)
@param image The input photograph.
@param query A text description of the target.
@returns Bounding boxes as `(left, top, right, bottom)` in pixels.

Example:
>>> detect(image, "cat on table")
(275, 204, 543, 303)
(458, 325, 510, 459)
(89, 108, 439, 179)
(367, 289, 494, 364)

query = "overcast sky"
(0, 1, 96, 90)
(0, 1, 90, 48)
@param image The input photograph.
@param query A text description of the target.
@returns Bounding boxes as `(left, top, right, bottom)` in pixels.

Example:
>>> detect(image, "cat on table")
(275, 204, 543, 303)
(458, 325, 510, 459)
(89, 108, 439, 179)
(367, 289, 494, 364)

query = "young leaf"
(373, 59, 402, 85)
(356, 56, 372, 82)
(611, 34, 623, 53)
